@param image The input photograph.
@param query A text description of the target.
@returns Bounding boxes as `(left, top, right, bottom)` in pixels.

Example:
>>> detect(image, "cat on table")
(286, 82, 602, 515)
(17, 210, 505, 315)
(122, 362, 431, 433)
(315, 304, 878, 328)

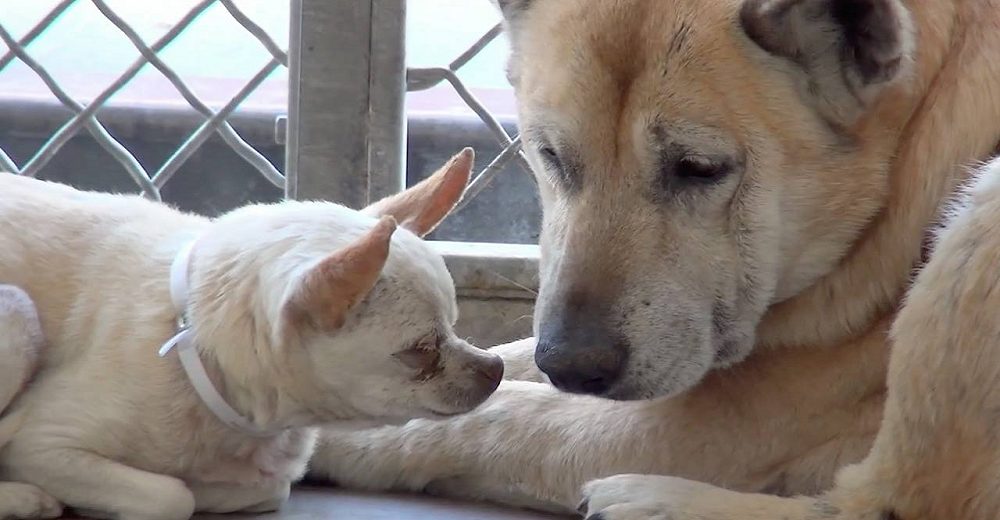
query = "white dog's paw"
(578, 474, 713, 520)
(0, 482, 63, 519)
(242, 484, 290, 514)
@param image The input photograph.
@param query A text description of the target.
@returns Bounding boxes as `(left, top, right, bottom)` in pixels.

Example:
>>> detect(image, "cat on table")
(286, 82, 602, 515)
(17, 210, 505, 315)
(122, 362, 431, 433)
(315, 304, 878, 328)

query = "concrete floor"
(200, 487, 568, 520)
(62, 486, 570, 519)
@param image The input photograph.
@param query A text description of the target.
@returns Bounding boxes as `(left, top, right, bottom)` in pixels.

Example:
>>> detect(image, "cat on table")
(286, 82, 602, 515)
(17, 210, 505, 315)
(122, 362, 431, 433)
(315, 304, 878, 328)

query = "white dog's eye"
(393, 332, 443, 380)
(393, 347, 441, 373)
(417, 330, 438, 349)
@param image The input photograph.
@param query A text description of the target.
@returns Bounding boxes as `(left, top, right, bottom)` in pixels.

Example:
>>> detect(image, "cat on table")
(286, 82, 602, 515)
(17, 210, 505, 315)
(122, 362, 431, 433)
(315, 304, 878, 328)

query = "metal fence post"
(285, 0, 406, 206)
(368, 0, 407, 203)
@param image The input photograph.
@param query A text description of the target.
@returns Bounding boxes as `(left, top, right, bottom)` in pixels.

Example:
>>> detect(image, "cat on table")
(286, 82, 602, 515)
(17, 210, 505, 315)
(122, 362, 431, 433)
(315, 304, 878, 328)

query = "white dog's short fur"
(0, 287, 60, 520)
(0, 148, 503, 520)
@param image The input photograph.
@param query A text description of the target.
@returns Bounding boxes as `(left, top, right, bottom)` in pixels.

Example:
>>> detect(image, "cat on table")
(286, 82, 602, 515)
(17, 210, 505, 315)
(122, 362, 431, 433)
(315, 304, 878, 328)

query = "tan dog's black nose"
(535, 321, 626, 396)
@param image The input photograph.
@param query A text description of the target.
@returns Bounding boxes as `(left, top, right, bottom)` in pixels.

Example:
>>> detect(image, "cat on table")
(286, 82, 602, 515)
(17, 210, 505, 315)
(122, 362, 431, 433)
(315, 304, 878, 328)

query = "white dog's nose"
(473, 353, 504, 390)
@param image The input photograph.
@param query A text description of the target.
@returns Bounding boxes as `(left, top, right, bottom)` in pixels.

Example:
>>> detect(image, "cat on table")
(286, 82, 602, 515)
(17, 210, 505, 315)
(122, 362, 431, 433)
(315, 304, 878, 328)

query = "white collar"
(157, 240, 281, 438)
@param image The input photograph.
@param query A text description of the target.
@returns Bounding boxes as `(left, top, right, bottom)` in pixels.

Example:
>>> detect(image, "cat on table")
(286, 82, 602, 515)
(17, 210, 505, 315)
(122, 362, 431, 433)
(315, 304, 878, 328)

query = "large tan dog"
(0, 150, 503, 520)
(307, 0, 1000, 519)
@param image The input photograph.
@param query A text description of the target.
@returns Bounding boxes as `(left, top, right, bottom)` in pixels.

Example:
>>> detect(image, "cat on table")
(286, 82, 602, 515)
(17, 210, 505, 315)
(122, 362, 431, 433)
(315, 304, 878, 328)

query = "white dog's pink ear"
(362, 148, 473, 237)
(283, 216, 397, 333)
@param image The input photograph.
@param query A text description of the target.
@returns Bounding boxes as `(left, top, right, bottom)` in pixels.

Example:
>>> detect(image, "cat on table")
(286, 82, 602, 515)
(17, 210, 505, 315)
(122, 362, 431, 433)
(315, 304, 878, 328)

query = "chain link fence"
(406, 22, 530, 213)
(287, 0, 533, 218)
(0, 0, 537, 344)
(0, 0, 287, 201)
(0, 0, 531, 234)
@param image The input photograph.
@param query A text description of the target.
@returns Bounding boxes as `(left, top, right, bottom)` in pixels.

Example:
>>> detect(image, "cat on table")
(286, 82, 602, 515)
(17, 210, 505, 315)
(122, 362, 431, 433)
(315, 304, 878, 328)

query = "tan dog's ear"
(740, 0, 913, 125)
(492, 0, 534, 21)
(362, 148, 473, 238)
(490, 0, 537, 86)
(283, 216, 397, 333)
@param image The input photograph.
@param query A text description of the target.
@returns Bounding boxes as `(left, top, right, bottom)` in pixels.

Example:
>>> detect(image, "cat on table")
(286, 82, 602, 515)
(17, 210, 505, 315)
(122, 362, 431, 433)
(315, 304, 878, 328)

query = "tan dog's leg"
(581, 161, 1000, 520)
(310, 328, 886, 513)
(310, 355, 879, 516)
(310, 380, 610, 513)
(0, 286, 61, 520)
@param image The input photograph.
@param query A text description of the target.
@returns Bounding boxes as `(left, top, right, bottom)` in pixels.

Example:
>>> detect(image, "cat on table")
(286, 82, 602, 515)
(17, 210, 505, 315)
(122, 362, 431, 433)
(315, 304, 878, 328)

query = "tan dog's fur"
(306, 1, 1000, 519)
(0, 149, 504, 520)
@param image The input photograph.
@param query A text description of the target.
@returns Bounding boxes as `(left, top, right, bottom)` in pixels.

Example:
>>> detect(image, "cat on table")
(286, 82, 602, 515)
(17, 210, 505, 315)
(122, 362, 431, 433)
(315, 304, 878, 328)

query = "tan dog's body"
(0, 150, 503, 520)
(308, 1, 1000, 519)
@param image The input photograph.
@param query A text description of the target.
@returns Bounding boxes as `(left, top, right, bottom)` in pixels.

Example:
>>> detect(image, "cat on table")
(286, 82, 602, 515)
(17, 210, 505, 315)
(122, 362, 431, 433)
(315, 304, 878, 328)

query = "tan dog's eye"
(535, 143, 580, 192)
(674, 157, 730, 184)
(540, 146, 561, 169)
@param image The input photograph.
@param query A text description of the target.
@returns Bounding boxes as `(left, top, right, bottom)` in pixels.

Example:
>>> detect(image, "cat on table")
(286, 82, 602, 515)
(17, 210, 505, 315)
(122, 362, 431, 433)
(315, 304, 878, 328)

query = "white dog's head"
(191, 149, 503, 424)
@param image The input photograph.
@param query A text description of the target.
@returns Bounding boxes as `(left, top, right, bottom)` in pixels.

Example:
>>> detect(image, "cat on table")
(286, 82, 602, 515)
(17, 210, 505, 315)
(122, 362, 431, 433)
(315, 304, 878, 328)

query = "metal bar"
(405, 24, 501, 93)
(285, 0, 303, 199)
(449, 23, 502, 72)
(9, 1, 215, 190)
(401, 23, 532, 180)
(0, 22, 159, 198)
(91, 0, 285, 188)
(0, 147, 18, 173)
(454, 135, 523, 213)
(286, 0, 374, 207)
(0, 0, 76, 73)
(440, 69, 532, 174)
(367, 0, 407, 202)
(219, 0, 288, 66)
(152, 59, 281, 188)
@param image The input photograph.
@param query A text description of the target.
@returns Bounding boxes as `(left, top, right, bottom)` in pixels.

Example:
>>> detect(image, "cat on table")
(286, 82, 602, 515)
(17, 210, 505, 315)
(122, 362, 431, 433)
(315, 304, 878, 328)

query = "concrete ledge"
(432, 241, 539, 347)
(433, 240, 539, 298)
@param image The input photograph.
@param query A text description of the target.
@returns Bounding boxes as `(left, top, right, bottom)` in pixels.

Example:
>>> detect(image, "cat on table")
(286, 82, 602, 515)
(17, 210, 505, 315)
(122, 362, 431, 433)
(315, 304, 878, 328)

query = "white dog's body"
(0, 287, 58, 520)
(0, 175, 308, 518)
(0, 149, 502, 520)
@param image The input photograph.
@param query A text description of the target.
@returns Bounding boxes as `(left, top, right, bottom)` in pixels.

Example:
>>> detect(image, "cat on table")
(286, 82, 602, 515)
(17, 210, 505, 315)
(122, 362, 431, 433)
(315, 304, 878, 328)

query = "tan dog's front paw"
(579, 475, 698, 520)
(0, 483, 63, 520)
(580, 474, 822, 520)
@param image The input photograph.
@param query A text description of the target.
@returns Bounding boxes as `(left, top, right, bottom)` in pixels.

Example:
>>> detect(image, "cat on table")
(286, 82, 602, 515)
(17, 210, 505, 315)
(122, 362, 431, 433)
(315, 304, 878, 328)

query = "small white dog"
(0, 149, 503, 520)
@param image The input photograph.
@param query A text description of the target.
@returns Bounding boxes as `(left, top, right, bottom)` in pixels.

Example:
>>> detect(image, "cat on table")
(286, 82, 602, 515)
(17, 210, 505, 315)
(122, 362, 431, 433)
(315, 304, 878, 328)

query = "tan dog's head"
(195, 149, 503, 423)
(495, 0, 916, 399)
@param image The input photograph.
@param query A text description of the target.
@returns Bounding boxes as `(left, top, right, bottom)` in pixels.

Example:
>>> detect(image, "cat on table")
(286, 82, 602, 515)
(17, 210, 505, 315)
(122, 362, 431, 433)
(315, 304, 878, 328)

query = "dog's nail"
(576, 498, 590, 515)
